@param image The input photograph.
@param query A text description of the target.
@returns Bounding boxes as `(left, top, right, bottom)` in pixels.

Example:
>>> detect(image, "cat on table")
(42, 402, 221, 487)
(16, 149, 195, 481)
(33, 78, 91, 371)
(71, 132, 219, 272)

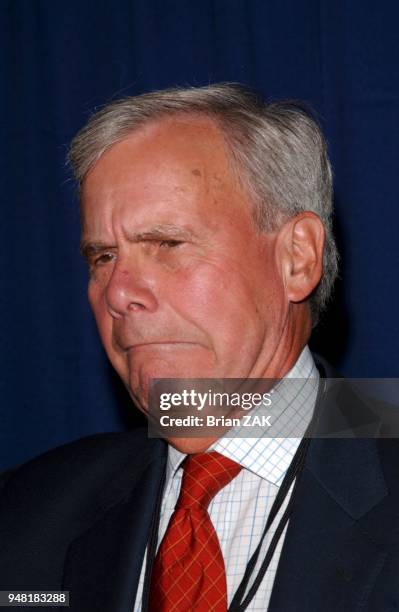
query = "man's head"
(69, 84, 337, 452)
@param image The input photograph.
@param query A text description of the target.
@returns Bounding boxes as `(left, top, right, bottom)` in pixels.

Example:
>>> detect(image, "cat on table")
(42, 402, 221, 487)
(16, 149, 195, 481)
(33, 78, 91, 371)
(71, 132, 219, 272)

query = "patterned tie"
(149, 451, 242, 612)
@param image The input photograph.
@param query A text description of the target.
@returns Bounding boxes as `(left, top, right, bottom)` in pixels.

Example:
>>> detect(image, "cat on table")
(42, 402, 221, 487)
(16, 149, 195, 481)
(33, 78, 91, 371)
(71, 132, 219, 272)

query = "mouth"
(127, 341, 202, 350)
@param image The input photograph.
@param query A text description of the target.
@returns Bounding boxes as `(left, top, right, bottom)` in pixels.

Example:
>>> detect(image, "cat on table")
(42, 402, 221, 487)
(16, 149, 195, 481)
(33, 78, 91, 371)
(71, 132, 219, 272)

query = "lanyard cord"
(142, 469, 166, 611)
(229, 377, 324, 611)
(228, 435, 311, 611)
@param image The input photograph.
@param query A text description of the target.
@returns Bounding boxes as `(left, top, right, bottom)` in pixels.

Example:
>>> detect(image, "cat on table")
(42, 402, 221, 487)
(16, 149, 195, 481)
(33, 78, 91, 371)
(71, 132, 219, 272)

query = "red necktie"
(149, 451, 242, 612)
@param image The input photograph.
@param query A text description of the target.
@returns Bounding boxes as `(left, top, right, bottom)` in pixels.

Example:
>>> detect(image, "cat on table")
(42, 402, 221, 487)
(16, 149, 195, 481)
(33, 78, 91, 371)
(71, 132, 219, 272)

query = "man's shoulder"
(2, 426, 158, 471)
(0, 428, 166, 515)
(0, 430, 168, 590)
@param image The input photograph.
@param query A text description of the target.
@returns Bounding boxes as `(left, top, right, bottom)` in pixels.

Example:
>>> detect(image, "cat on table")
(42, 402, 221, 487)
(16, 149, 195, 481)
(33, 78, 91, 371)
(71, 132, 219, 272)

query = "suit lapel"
(269, 376, 390, 612)
(62, 445, 166, 612)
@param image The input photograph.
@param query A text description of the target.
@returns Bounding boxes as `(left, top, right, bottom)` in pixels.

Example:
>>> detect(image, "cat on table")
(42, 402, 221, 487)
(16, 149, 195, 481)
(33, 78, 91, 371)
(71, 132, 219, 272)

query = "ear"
(277, 212, 325, 303)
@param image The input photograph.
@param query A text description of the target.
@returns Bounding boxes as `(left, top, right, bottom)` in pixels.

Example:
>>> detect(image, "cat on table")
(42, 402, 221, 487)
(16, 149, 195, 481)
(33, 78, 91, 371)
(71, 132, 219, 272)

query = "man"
(0, 84, 398, 611)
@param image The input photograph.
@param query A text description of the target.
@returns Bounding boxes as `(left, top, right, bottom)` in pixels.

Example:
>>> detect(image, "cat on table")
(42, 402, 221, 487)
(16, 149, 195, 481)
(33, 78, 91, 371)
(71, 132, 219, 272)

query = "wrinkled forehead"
(79, 115, 257, 243)
(80, 116, 252, 226)
(82, 115, 237, 192)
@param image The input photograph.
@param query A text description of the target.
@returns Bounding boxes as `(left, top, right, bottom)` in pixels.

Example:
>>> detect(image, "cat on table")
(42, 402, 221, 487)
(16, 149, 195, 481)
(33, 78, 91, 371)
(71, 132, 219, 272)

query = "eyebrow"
(80, 241, 115, 261)
(80, 224, 195, 260)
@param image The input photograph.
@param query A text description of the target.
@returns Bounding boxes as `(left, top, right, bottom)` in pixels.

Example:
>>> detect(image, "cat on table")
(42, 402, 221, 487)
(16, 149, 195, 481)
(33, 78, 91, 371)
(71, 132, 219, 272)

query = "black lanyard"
(228, 434, 310, 611)
(228, 374, 324, 611)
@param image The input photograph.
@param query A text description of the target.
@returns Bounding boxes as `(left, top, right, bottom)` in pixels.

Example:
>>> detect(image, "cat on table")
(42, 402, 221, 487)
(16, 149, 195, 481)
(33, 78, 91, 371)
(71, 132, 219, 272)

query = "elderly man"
(0, 84, 398, 612)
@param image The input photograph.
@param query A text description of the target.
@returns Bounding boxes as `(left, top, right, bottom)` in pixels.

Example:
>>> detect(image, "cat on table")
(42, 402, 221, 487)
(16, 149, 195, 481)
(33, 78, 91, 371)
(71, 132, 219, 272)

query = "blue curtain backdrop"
(1, 0, 398, 469)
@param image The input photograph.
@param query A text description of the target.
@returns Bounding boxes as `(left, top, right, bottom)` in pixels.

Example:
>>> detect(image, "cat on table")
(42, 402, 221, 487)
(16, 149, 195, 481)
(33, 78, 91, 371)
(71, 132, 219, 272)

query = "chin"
(167, 436, 219, 455)
(130, 360, 213, 397)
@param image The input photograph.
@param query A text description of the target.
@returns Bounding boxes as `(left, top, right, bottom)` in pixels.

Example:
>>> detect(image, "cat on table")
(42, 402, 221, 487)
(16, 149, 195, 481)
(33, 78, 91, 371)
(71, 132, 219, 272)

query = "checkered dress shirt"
(133, 345, 319, 610)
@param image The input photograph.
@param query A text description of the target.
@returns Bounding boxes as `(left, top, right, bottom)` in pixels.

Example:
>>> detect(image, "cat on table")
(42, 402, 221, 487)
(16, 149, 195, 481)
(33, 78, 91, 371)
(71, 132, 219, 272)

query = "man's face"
(81, 117, 293, 450)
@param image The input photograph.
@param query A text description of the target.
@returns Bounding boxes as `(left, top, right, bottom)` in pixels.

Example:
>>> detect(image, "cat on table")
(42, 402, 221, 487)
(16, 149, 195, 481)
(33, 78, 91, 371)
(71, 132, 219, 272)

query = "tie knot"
(176, 451, 241, 511)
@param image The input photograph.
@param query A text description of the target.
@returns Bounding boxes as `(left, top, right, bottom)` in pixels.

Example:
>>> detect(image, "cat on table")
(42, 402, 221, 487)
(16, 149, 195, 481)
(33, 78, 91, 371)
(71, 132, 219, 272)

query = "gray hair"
(68, 83, 338, 324)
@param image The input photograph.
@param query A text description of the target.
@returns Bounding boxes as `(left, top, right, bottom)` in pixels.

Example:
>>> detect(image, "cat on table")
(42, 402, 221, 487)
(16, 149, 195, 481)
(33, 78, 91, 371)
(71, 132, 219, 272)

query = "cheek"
(170, 262, 266, 343)
(171, 248, 287, 353)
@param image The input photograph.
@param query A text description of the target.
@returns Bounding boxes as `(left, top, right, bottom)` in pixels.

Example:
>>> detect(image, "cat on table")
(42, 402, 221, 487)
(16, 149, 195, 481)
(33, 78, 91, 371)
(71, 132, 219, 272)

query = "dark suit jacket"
(1, 360, 399, 611)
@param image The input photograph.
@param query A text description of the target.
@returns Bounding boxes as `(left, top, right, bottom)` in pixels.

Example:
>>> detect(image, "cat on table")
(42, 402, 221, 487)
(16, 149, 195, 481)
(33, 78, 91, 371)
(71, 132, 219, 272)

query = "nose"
(105, 263, 158, 318)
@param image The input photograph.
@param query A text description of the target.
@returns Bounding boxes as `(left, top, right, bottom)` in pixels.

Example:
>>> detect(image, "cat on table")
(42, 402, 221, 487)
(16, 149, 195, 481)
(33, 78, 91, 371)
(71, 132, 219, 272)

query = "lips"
(127, 341, 201, 350)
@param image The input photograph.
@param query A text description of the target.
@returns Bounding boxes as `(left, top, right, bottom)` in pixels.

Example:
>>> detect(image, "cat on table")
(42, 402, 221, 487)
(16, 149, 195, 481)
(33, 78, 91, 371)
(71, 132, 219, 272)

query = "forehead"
(83, 115, 235, 191)
(80, 115, 251, 238)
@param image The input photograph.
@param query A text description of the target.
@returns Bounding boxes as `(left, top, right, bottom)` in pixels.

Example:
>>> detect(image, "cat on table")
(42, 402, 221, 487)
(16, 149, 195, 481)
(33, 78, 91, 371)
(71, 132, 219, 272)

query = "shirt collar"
(166, 345, 319, 487)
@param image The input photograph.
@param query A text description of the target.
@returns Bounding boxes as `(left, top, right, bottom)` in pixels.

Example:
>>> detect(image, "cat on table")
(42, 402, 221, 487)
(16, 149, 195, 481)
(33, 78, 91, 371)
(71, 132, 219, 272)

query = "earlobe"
(280, 212, 325, 303)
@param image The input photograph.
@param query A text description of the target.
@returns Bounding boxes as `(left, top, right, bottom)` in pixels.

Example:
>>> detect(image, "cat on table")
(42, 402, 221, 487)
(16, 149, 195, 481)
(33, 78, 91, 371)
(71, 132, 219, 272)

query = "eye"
(159, 239, 183, 249)
(93, 252, 116, 267)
